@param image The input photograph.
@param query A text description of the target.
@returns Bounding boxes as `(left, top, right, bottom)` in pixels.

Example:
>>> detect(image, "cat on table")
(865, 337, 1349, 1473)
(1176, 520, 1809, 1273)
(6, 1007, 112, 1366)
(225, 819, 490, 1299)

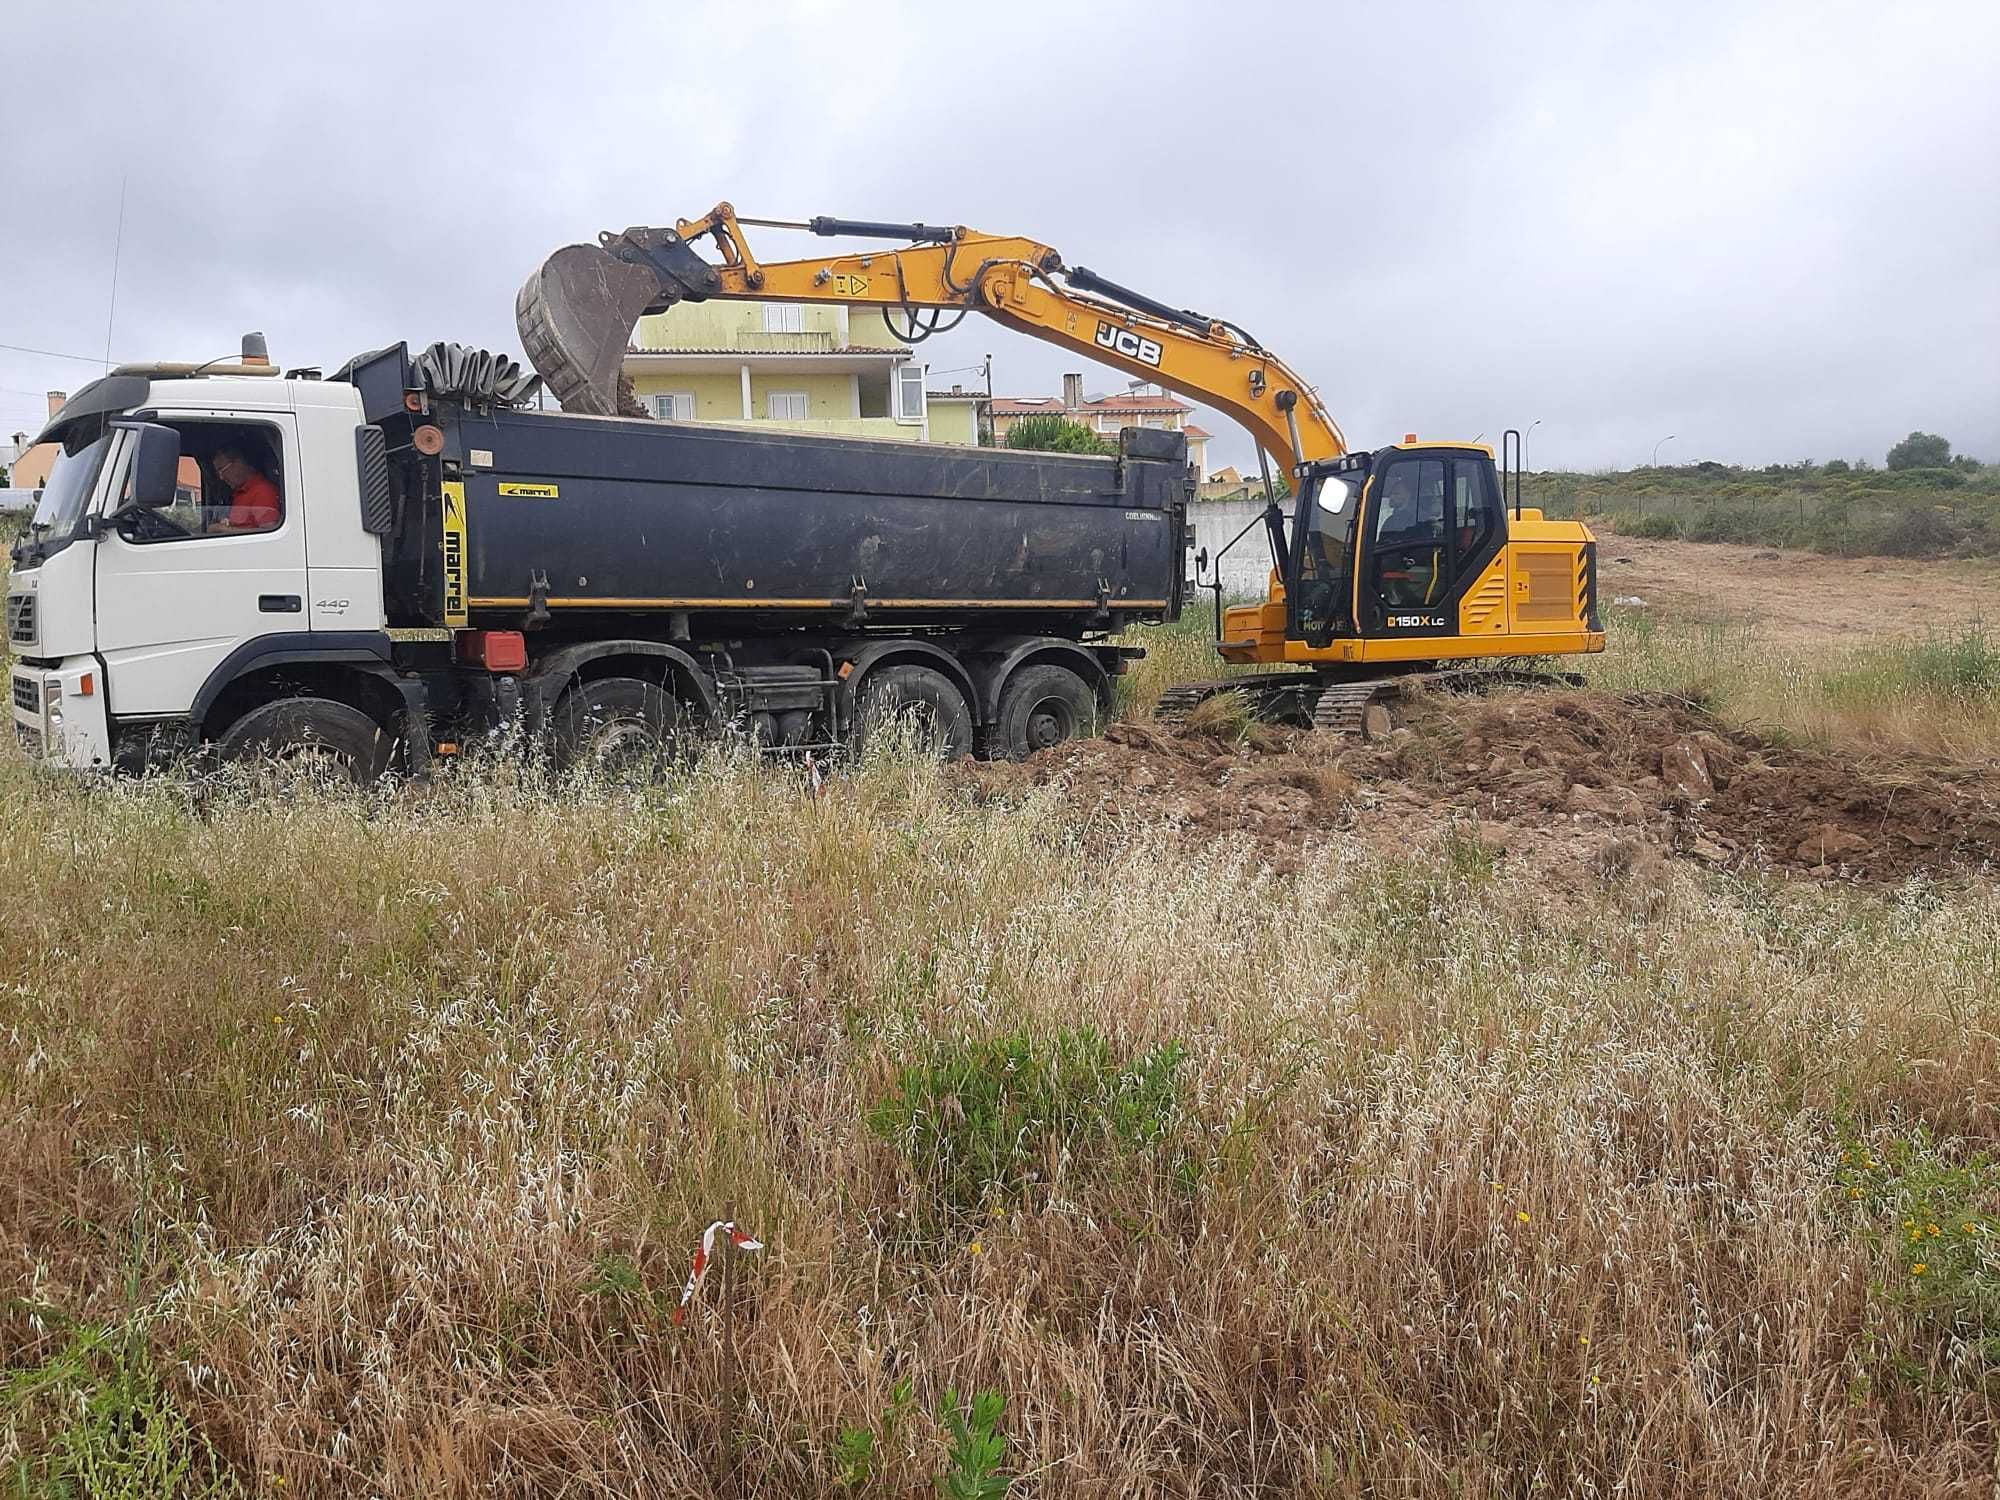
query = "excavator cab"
(1285, 443, 1513, 649)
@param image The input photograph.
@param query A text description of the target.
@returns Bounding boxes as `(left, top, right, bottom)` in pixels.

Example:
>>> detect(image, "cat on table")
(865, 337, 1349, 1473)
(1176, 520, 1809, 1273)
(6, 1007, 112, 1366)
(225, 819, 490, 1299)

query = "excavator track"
(1156, 666, 1586, 738)
(1310, 680, 1402, 737)
(1154, 673, 1321, 728)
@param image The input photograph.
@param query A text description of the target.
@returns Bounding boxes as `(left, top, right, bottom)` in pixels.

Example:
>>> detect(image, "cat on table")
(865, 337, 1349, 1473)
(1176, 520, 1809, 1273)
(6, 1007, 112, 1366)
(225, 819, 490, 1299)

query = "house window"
(763, 304, 805, 334)
(896, 363, 926, 423)
(649, 393, 695, 421)
(766, 391, 809, 421)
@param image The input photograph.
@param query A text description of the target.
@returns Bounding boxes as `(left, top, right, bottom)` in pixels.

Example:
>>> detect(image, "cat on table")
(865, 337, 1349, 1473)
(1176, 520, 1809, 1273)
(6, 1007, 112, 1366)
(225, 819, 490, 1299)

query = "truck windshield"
(29, 435, 110, 542)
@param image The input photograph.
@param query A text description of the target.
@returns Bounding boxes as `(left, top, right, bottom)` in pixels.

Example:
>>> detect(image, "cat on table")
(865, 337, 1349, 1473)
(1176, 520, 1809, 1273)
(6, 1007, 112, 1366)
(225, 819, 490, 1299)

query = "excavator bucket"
(515, 244, 665, 418)
(517, 228, 727, 418)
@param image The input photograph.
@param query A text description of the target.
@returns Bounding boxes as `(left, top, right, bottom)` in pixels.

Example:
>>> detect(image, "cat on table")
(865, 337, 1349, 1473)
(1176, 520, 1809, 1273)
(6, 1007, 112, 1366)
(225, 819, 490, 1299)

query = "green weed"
(833, 1375, 914, 1489)
(935, 1387, 1009, 1499)
(2, 1311, 240, 1500)
(1840, 1130, 2000, 1385)
(867, 1028, 1187, 1217)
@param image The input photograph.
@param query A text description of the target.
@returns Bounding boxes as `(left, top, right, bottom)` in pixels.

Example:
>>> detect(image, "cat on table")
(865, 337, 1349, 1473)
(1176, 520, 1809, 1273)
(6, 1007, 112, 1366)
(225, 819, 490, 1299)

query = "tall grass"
(1578, 609, 2000, 756)
(2, 748, 1998, 1495)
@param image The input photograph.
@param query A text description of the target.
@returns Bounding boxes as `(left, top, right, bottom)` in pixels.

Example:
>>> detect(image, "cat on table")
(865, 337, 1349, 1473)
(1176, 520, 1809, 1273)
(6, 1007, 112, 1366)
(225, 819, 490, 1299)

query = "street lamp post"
(1651, 434, 1676, 468)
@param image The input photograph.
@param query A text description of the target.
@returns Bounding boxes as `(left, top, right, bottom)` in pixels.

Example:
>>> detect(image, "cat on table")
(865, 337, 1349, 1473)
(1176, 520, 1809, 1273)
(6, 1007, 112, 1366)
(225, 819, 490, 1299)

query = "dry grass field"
(3, 539, 1998, 1497)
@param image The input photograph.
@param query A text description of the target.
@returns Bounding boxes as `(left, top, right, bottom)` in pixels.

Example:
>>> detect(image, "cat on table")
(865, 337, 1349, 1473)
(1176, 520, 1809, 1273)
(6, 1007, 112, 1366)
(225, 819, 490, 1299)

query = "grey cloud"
(3, 0, 1994, 470)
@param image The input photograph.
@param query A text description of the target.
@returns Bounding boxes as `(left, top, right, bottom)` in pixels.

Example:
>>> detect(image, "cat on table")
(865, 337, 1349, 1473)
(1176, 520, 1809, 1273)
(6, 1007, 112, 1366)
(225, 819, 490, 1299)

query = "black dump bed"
(387, 404, 1188, 635)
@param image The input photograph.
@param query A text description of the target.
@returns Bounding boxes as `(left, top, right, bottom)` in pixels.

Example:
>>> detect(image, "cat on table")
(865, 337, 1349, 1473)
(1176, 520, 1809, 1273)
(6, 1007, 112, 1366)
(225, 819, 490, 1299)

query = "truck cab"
(9, 371, 391, 771)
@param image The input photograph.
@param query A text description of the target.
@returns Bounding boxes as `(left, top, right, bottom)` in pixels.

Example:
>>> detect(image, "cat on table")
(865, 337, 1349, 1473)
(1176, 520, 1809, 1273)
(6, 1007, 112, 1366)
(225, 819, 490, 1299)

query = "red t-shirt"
(227, 473, 281, 530)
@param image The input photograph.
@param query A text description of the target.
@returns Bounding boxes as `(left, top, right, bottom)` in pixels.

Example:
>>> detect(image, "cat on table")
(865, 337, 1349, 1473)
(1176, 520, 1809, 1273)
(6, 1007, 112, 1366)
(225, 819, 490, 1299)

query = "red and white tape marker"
(673, 1220, 763, 1326)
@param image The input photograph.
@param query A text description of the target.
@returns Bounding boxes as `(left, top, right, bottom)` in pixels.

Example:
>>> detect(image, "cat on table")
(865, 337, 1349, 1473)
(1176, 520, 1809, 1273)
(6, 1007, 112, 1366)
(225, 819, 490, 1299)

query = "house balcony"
(632, 330, 841, 355)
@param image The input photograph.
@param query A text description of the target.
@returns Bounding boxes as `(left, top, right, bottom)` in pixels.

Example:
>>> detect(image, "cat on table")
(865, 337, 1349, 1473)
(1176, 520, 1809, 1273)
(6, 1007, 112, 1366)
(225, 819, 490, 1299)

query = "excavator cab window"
(1286, 463, 1360, 646)
(1369, 459, 1448, 613)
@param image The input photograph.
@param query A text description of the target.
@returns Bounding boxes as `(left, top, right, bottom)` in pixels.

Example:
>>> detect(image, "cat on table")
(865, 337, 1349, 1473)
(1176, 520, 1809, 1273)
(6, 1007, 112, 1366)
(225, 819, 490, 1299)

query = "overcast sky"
(3, 1, 1995, 473)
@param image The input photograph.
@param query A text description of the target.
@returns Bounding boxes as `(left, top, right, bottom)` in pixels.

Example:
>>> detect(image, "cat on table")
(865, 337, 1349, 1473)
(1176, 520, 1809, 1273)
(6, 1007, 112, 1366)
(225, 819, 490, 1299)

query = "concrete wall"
(1190, 495, 1295, 598)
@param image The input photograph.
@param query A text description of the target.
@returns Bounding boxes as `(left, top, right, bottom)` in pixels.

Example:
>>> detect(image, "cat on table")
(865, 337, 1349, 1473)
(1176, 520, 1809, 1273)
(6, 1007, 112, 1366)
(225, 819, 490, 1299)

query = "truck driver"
(209, 442, 281, 533)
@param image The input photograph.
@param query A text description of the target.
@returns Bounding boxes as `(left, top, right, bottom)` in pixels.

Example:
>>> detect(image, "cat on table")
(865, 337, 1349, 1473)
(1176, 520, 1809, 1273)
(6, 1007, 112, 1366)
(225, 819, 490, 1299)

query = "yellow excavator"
(516, 205, 1603, 730)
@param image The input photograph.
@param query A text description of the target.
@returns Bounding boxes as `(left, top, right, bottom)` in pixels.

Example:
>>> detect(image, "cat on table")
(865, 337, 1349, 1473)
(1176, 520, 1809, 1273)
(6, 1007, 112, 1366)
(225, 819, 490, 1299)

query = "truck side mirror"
(111, 421, 182, 512)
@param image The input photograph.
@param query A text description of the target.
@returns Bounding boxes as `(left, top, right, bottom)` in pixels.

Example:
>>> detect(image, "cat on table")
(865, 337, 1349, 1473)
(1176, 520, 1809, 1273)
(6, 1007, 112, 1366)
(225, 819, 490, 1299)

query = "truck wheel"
(855, 664, 973, 761)
(993, 663, 1100, 760)
(215, 697, 394, 781)
(554, 676, 681, 777)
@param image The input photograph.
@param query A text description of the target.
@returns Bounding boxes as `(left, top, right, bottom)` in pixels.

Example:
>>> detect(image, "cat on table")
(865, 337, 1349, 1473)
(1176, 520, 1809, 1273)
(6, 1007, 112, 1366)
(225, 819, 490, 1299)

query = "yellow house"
(624, 304, 980, 445)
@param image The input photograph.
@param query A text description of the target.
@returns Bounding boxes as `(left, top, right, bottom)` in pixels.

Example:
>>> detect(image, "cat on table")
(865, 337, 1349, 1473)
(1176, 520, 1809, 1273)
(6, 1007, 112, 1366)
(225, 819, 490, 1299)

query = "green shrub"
(1002, 415, 1109, 456)
(1874, 507, 1964, 558)
(868, 1028, 1187, 1216)
(1627, 511, 1683, 539)
(1687, 503, 1770, 544)
(1887, 432, 1952, 471)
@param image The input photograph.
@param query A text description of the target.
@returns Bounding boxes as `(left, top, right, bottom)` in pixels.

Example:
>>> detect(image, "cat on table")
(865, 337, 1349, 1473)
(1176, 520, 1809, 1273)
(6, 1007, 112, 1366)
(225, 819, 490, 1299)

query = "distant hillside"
(1524, 461, 1999, 558)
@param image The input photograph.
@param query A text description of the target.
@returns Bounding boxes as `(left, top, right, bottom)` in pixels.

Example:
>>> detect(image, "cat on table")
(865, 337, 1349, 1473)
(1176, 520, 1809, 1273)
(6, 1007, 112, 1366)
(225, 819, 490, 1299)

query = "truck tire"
(855, 664, 973, 761)
(215, 697, 394, 781)
(993, 663, 1100, 760)
(553, 676, 683, 777)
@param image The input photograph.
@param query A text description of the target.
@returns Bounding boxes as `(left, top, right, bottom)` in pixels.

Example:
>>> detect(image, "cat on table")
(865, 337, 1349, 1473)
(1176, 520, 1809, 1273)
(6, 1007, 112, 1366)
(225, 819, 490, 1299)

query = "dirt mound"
(965, 689, 2000, 884)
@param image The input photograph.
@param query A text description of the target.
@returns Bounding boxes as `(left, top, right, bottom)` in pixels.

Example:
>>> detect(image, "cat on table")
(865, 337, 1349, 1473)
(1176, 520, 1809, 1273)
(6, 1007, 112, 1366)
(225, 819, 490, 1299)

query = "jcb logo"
(1093, 320, 1162, 368)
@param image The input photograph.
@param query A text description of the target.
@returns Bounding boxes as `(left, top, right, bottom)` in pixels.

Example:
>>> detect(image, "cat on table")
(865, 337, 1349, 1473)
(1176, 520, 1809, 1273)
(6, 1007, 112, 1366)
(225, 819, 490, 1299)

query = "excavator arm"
(517, 203, 1346, 472)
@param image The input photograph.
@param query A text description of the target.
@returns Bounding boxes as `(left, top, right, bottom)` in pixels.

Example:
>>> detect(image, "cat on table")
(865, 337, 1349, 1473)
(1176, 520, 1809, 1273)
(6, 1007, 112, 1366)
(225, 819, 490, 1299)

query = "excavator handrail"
(517, 203, 1347, 473)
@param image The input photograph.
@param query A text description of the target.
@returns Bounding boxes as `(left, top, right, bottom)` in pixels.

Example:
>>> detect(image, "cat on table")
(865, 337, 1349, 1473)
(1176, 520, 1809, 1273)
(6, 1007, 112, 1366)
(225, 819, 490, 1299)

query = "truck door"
(92, 412, 309, 717)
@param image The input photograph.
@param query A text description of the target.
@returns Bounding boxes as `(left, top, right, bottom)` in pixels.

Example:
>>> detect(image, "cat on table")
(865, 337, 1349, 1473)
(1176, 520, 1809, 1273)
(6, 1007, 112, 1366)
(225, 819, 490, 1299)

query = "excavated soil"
(965, 689, 2000, 885)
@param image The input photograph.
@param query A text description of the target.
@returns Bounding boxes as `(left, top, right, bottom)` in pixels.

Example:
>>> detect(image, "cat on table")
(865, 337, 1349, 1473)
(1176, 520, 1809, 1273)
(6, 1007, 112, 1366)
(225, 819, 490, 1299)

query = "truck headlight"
(44, 680, 62, 733)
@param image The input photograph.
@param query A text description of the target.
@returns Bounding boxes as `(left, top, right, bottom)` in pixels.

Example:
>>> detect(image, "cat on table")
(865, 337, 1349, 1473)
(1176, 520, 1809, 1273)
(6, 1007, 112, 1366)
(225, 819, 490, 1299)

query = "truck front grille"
(11, 675, 39, 714)
(6, 594, 34, 646)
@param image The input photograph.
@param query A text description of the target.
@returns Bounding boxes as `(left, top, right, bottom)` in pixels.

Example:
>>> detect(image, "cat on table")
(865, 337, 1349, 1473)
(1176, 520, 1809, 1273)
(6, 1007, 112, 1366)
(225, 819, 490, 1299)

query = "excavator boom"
(516, 204, 1346, 469)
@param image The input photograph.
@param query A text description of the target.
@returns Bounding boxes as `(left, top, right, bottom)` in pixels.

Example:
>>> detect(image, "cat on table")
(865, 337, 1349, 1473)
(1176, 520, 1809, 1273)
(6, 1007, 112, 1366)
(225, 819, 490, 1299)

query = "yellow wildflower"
(1927, 1225, 1941, 1237)
(968, 1240, 985, 1256)
(1516, 1210, 1531, 1225)
(1913, 1262, 1928, 1276)
(1578, 1334, 1590, 1347)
